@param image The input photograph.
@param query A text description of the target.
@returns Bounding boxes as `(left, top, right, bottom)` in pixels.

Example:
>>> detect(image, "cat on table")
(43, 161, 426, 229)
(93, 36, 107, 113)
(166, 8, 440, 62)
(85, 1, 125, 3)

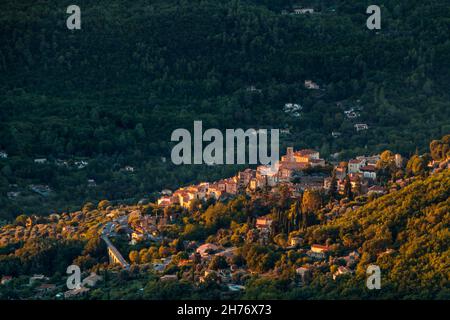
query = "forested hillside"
(0, 159, 448, 300)
(1, 0, 449, 218)
(243, 170, 450, 299)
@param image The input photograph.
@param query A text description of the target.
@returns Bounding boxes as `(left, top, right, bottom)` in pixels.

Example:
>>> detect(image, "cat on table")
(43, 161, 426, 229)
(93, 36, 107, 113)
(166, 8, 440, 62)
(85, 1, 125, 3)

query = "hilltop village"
(0, 136, 449, 299)
(157, 147, 404, 210)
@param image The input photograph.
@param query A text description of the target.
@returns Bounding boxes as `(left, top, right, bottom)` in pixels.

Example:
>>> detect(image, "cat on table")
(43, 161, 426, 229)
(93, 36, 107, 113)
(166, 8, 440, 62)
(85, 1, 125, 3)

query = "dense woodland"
(0, 0, 450, 219)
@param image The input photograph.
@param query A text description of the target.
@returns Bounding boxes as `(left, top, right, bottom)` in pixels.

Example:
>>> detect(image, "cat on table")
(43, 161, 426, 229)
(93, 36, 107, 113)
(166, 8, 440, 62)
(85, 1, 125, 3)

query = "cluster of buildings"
(283, 103, 303, 117)
(156, 144, 407, 212)
(156, 242, 248, 290)
(325, 154, 403, 196)
(157, 148, 328, 209)
(101, 209, 162, 246)
(4, 158, 138, 199)
(295, 245, 361, 283)
(336, 103, 369, 133)
(282, 7, 315, 15)
(1, 271, 103, 299)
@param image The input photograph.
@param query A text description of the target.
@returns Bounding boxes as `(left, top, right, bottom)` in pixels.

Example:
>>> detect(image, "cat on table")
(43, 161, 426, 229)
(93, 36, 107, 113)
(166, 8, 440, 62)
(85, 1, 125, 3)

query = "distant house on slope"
(307, 244, 330, 259)
(34, 158, 47, 164)
(354, 123, 369, 132)
(304, 80, 320, 90)
(293, 7, 315, 14)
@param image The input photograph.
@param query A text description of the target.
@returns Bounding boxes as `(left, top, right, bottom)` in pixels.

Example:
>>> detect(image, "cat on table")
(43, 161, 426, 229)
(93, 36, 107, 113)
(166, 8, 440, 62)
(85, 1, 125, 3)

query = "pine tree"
(343, 176, 353, 200)
(329, 170, 338, 200)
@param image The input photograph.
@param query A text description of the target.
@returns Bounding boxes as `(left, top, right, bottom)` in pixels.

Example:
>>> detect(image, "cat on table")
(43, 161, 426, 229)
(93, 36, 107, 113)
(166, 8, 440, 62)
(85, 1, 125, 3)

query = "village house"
(227, 284, 246, 292)
(357, 155, 380, 167)
(74, 160, 89, 169)
(0, 151, 8, 158)
(280, 148, 320, 164)
(309, 158, 326, 167)
(256, 217, 273, 232)
(307, 244, 330, 260)
(87, 179, 96, 187)
(137, 215, 157, 233)
(29, 184, 52, 197)
(333, 266, 353, 280)
(7, 191, 20, 199)
(342, 251, 360, 267)
(256, 165, 279, 187)
(294, 149, 320, 162)
(29, 274, 49, 285)
(294, 8, 314, 14)
(222, 178, 238, 194)
(171, 186, 208, 209)
(360, 165, 377, 180)
(1, 275, 13, 285)
(283, 103, 302, 117)
(246, 85, 262, 93)
(161, 189, 172, 196)
(207, 183, 223, 199)
(344, 107, 360, 119)
(157, 196, 172, 207)
(55, 159, 69, 167)
(178, 192, 195, 209)
(304, 80, 320, 89)
(354, 123, 369, 132)
(34, 158, 47, 164)
(238, 168, 255, 188)
(160, 274, 178, 282)
(296, 266, 311, 283)
(292, 4, 314, 14)
(331, 131, 341, 138)
(348, 158, 365, 173)
(36, 283, 57, 294)
(278, 148, 325, 181)
(196, 243, 219, 258)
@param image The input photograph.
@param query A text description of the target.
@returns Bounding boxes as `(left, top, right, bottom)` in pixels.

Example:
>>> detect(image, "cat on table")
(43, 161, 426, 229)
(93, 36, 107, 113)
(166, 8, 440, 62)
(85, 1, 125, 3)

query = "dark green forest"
(0, 0, 449, 219)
